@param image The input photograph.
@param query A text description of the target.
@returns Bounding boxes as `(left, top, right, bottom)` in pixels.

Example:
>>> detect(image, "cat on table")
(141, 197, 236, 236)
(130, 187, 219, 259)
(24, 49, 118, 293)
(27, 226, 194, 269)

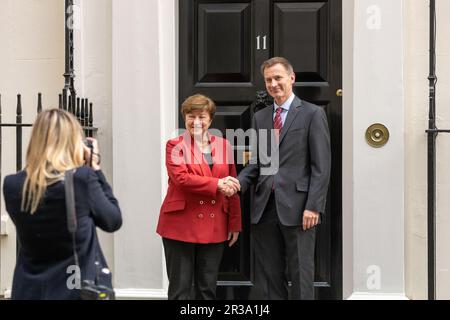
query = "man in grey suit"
(236, 57, 331, 300)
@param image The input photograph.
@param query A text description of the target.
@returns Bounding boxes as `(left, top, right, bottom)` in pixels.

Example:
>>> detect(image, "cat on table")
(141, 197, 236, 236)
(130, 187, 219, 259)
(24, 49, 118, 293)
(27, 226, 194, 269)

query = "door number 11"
(256, 36, 267, 50)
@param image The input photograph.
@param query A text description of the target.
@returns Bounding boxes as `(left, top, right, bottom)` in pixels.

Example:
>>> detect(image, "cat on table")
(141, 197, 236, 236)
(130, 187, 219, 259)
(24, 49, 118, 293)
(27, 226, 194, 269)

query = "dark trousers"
(250, 192, 316, 300)
(162, 238, 225, 300)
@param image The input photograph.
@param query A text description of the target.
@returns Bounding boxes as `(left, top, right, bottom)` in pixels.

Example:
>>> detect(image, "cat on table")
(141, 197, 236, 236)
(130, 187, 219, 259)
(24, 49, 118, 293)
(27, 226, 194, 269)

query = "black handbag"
(65, 169, 116, 300)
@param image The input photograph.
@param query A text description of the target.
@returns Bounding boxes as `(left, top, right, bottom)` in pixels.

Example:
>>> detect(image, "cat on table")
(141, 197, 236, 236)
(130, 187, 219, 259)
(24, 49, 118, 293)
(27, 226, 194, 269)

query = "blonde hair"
(181, 94, 216, 120)
(22, 109, 85, 214)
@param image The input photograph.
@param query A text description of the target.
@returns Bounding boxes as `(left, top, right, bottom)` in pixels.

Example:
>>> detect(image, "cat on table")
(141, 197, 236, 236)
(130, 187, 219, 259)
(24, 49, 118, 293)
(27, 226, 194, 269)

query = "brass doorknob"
(336, 89, 343, 97)
(243, 151, 252, 166)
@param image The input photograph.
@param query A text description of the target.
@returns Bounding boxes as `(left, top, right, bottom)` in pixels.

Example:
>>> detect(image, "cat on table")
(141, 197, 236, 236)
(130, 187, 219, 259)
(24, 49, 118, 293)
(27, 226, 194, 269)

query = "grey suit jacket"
(238, 96, 331, 226)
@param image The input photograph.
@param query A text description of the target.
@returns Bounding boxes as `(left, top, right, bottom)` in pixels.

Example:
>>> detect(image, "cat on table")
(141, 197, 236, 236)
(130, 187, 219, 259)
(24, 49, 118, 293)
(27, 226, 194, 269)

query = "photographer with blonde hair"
(3, 109, 122, 300)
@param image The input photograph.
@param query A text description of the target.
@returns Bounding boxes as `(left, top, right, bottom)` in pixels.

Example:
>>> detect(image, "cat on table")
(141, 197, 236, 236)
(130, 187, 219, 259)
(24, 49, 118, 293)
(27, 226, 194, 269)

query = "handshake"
(218, 177, 241, 197)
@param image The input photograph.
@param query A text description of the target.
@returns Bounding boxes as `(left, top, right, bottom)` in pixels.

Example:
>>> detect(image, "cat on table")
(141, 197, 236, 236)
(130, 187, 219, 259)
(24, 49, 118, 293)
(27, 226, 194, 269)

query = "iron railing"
(0, 92, 97, 175)
(426, 0, 449, 300)
(0, 0, 98, 179)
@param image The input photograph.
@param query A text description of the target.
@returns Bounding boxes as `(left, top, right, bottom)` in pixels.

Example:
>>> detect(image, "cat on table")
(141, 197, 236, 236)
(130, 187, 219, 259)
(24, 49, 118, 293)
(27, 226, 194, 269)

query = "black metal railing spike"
(80, 99, 85, 126)
(59, 94, 63, 109)
(89, 103, 93, 138)
(16, 94, 23, 172)
(62, 89, 68, 111)
(76, 98, 81, 120)
(37, 93, 42, 114)
(71, 93, 76, 115)
(76, 98, 80, 117)
(17, 94, 22, 116)
(84, 99, 89, 135)
(68, 93, 72, 114)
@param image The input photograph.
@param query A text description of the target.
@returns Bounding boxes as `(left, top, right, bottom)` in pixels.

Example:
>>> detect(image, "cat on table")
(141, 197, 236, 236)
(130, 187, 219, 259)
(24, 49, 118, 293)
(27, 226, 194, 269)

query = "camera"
(83, 139, 94, 166)
(80, 280, 116, 300)
(84, 139, 93, 149)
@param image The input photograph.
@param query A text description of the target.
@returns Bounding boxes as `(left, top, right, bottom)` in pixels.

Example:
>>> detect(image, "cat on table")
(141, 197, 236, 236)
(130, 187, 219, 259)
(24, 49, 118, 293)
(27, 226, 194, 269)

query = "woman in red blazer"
(157, 94, 242, 300)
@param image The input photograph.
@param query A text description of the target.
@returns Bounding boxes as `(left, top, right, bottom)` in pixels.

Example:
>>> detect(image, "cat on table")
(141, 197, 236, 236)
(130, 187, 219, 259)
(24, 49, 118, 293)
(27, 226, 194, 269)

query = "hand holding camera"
(83, 138, 101, 171)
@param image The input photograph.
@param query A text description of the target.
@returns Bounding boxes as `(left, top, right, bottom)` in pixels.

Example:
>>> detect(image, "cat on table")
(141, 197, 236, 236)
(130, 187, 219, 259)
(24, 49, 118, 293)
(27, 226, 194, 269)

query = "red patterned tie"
(272, 107, 283, 190)
(274, 107, 283, 143)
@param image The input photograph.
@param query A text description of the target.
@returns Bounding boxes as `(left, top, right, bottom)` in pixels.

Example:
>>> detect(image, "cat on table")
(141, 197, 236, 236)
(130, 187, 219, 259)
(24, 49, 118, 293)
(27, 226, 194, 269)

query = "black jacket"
(238, 96, 331, 226)
(3, 166, 122, 300)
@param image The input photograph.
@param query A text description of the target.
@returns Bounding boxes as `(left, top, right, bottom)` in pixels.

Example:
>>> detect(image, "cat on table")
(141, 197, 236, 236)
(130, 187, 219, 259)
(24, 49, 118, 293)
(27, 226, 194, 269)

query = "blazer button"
(211, 200, 216, 205)
(198, 213, 204, 219)
(210, 213, 215, 218)
(199, 201, 204, 205)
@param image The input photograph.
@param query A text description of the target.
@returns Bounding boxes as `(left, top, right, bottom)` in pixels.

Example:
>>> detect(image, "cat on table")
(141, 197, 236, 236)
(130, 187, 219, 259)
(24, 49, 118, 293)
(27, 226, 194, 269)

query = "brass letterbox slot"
(366, 124, 390, 148)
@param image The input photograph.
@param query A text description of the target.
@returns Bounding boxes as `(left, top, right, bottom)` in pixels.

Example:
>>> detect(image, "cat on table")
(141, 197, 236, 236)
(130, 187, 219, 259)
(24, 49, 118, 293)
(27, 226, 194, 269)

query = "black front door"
(179, 0, 342, 300)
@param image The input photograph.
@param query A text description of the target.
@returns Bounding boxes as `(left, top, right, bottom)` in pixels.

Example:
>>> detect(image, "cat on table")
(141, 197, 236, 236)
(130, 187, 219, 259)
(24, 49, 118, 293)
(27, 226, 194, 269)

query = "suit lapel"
(260, 105, 275, 131)
(279, 97, 302, 145)
(259, 106, 276, 152)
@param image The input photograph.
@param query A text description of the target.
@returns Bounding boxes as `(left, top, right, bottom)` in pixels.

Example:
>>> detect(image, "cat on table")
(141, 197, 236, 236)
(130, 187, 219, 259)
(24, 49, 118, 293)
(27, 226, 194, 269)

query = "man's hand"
(302, 210, 320, 231)
(228, 232, 239, 247)
(218, 177, 241, 197)
(224, 176, 241, 193)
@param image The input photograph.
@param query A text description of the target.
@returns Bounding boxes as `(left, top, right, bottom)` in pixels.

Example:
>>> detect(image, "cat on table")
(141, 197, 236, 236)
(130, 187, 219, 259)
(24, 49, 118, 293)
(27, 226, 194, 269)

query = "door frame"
(174, 0, 345, 300)
(112, 0, 406, 300)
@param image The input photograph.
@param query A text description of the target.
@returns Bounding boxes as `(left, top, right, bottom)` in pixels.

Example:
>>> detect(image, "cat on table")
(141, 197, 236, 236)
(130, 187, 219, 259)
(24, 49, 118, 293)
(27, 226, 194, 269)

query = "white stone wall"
(0, 0, 64, 296)
(111, 0, 177, 297)
(73, 0, 115, 277)
(348, 0, 405, 298)
(404, 0, 450, 300)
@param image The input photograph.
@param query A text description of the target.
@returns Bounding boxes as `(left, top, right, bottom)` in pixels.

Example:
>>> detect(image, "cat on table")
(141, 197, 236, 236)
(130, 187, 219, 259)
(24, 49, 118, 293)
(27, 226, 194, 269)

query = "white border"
(115, 289, 168, 300)
(348, 293, 409, 300)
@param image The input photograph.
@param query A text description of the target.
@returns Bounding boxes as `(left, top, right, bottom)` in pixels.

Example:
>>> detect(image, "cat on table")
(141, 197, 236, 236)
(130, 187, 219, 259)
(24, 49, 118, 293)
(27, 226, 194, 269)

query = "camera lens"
(84, 139, 93, 148)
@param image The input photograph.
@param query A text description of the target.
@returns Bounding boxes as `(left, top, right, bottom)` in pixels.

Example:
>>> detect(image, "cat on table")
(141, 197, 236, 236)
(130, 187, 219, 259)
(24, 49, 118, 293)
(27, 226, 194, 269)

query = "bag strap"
(65, 169, 103, 287)
(65, 169, 80, 269)
(65, 169, 77, 233)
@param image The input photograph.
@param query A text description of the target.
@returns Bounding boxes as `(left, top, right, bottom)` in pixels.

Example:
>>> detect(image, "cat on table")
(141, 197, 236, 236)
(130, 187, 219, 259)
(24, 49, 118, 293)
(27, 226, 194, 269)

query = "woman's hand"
(83, 138, 101, 171)
(218, 177, 240, 197)
(228, 232, 239, 247)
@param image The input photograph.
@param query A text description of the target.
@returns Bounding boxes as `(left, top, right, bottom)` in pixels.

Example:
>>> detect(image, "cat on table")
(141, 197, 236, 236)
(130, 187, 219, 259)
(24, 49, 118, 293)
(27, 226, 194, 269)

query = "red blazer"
(157, 132, 242, 244)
